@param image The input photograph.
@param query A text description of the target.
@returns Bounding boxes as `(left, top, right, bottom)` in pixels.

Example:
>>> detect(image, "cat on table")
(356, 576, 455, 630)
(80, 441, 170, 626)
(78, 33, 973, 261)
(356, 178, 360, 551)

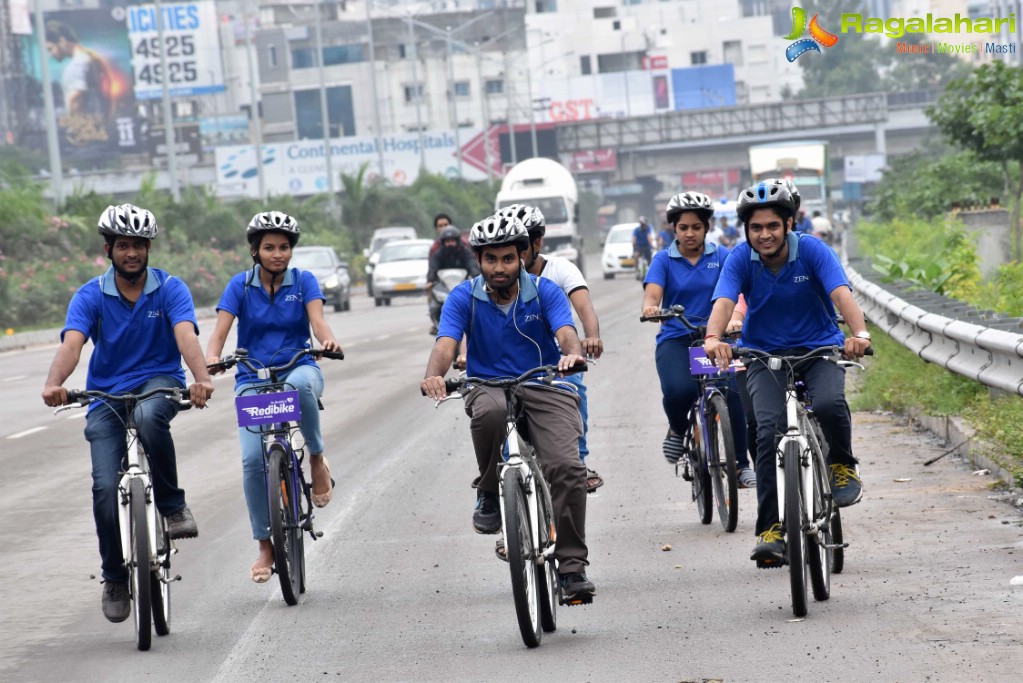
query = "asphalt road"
(1, 262, 1021, 682)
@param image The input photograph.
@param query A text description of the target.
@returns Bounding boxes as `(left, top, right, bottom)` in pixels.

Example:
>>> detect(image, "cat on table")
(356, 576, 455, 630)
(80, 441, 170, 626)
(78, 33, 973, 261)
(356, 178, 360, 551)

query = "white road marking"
(373, 334, 391, 342)
(3, 374, 28, 382)
(7, 426, 46, 439)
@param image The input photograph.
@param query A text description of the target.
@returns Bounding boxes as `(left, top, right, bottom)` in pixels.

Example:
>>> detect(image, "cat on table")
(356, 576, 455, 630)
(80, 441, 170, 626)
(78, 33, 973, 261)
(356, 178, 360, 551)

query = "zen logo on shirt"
(147, 311, 164, 318)
(284, 294, 302, 302)
(793, 275, 809, 283)
(523, 313, 543, 323)
(707, 262, 721, 268)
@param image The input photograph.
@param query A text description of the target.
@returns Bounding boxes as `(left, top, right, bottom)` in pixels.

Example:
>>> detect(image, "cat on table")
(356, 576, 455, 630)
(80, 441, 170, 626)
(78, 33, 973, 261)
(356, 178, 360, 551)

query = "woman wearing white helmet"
(205, 211, 344, 583)
(640, 191, 756, 488)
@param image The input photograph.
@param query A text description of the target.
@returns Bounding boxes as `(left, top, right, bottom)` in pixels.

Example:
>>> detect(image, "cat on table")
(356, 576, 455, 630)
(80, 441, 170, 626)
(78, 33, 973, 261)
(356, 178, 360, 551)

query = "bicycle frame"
(117, 421, 159, 577)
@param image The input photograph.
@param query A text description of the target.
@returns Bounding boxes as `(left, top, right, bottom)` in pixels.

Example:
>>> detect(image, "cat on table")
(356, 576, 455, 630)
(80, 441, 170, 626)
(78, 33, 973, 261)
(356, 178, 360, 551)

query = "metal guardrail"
(847, 263, 1023, 396)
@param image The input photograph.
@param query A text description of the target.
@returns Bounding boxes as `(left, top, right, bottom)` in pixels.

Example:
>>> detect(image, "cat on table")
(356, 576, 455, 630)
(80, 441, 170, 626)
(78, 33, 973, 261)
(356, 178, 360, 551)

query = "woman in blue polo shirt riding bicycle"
(641, 191, 755, 488)
(205, 211, 343, 583)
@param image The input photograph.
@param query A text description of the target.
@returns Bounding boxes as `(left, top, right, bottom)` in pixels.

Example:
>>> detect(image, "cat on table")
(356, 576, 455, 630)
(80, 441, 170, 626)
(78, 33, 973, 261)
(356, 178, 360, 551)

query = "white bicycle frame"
(497, 423, 554, 567)
(118, 434, 160, 576)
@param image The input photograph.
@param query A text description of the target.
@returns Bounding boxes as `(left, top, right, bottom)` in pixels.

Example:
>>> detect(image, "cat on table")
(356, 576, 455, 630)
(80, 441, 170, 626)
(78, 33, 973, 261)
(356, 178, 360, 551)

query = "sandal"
(586, 467, 604, 493)
(250, 565, 272, 583)
(311, 456, 334, 508)
(495, 538, 508, 562)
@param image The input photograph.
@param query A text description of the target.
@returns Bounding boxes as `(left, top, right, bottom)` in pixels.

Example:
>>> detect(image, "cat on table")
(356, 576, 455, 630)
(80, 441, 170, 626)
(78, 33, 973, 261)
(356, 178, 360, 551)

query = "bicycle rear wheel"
(807, 430, 833, 602)
(129, 478, 152, 650)
(268, 445, 301, 606)
(707, 394, 739, 532)
(832, 508, 845, 574)
(783, 441, 808, 618)
(151, 511, 171, 636)
(502, 467, 542, 648)
(690, 416, 713, 525)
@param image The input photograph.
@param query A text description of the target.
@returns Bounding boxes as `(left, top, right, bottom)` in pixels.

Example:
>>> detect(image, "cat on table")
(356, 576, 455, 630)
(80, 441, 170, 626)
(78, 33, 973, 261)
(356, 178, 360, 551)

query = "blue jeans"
(84, 375, 185, 582)
(561, 371, 589, 461)
(655, 337, 749, 468)
(237, 364, 325, 540)
(746, 353, 852, 536)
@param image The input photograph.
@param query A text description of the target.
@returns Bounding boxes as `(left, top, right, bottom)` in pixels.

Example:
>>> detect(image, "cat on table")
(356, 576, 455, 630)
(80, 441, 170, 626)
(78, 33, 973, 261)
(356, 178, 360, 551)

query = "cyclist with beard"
(204, 211, 343, 583)
(497, 203, 604, 493)
(426, 225, 479, 335)
(41, 203, 214, 623)
(420, 214, 596, 604)
(702, 182, 870, 567)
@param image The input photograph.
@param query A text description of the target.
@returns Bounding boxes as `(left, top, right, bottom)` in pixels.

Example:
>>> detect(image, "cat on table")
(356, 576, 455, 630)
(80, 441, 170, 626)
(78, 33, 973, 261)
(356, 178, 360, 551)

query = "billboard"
(23, 8, 141, 167)
(127, 2, 226, 99)
(214, 129, 491, 198)
(671, 65, 737, 110)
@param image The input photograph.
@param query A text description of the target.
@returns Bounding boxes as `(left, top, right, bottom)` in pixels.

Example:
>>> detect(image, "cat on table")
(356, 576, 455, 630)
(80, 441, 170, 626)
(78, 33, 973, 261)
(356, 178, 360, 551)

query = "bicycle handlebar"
(735, 344, 874, 370)
(640, 304, 701, 329)
(208, 347, 345, 376)
(58, 387, 192, 413)
(422, 363, 587, 398)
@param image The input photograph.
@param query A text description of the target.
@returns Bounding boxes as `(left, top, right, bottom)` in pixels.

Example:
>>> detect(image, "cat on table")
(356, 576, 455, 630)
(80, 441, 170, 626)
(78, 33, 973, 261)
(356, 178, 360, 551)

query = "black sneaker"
(472, 491, 501, 534)
(663, 429, 685, 465)
(750, 522, 786, 568)
(559, 571, 595, 605)
(830, 464, 863, 507)
(102, 581, 131, 623)
(166, 506, 199, 539)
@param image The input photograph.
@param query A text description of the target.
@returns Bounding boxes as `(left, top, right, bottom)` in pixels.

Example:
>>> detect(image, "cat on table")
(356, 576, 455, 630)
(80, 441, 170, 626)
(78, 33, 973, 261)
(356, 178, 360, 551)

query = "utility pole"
(34, 0, 63, 205)
(365, 1, 385, 178)
(244, 0, 266, 201)
(406, 14, 426, 170)
(155, 0, 180, 201)
(446, 26, 463, 178)
(314, 0, 336, 205)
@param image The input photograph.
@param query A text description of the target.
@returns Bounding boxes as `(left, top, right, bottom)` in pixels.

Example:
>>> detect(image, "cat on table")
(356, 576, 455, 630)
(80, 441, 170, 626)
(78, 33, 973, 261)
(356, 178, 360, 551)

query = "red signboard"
(682, 169, 740, 191)
(570, 149, 617, 173)
(642, 55, 669, 70)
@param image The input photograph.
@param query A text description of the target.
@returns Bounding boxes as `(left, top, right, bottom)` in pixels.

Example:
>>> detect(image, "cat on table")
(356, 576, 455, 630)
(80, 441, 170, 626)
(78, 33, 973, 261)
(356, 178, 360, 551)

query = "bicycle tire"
(783, 441, 808, 618)
(268, 445, 300, 606)
(502, 467, 542, 648)
(708, 394, 739, 532)
(531, 459, 557, 633)
(129, 478, 152, 650)
(832, 508, 845, 574)
(807, 423, 833, 601)
(151, 512, 171, 636)
(692, 414, 713, 525)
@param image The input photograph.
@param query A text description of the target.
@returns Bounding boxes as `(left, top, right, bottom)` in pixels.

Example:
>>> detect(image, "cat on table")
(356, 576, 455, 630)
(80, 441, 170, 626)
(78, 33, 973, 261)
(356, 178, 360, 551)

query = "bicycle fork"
(775, 391, 810, 536)
(498, 421, 549, 567)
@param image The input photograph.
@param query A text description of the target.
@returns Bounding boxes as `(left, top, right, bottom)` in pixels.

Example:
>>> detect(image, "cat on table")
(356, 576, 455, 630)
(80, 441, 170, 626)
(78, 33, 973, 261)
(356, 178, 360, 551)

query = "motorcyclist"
(427, 225, 479, 335)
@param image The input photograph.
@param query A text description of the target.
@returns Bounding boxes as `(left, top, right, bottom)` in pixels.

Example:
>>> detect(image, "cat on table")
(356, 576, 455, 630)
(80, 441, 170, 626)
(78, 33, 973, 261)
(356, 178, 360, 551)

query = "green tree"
(928, 61, 1023, 259)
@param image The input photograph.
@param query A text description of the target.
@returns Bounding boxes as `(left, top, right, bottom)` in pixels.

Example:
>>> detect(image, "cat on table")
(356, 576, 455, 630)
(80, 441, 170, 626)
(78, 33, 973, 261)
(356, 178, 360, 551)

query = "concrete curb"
(908, 409, 1019, 488)
(0, 306, 219, 353)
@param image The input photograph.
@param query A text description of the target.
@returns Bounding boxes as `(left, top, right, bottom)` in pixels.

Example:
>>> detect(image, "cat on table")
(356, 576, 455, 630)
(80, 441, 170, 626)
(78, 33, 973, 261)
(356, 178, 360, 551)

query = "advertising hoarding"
(127, 2, 225, 99)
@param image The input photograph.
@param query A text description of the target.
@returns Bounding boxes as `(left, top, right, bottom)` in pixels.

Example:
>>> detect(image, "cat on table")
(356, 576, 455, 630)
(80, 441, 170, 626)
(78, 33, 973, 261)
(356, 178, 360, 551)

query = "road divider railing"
(847, 264, 1023, 397)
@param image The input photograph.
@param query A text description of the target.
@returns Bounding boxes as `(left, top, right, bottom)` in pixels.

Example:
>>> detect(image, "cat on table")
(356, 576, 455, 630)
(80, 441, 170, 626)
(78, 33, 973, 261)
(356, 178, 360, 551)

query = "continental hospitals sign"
(786, 7, 1017, 60)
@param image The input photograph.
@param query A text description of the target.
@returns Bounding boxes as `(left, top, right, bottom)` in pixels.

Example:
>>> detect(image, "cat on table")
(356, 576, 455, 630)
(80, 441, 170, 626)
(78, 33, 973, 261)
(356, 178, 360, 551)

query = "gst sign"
(689, 347, 741, 375)
(127, 1, 226, 99)
(548, 99, 594, 122)
(235, 390, 302, 427)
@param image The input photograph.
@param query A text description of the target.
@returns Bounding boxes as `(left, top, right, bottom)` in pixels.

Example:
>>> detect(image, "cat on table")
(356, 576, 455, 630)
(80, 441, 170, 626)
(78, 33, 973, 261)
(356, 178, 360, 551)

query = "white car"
(371, 239, 433, 307)
(601, 223, 638, 279)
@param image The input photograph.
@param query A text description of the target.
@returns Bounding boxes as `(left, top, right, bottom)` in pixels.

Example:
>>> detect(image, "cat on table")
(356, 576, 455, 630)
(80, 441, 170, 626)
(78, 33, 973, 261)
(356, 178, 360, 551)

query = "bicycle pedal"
(560, 595, 593, 607)
(755, 558, 787, 569)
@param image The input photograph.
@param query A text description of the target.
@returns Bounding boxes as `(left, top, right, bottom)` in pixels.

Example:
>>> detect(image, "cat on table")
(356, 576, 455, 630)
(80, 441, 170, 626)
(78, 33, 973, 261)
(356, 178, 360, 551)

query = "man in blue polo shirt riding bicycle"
(420, 214, 595, 604)
(702, 182, 871, 567)
(41, 203, 214, 623)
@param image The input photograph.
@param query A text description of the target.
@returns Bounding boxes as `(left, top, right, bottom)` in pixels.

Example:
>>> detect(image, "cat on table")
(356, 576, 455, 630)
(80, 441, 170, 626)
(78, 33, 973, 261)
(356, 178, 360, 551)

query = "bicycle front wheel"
(832, 508, 845, 574)
(151, 511, 171, 636)
(532, 463, 558, 634)
(784, 441, 808, 618)
(807, 429, 833, 602)
(708, 394, 739, 532)
(502, 467, 542, 648)
(689, 417, 713, 525)
(129, 478, 152, 650)
(268, 445, 301, 606)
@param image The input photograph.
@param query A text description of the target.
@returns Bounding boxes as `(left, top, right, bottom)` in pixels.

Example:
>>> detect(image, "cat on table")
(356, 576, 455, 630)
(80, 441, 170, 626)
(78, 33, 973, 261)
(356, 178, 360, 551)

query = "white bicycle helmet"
(736, 182, 798, 225)
(665, 191, 714, 225)
(98, 204, 159, 239)
(497, 204, 546, 237)
(763, 178, 802, 213)
(468, 214, 530, 252)
(246, 211, 300, 238)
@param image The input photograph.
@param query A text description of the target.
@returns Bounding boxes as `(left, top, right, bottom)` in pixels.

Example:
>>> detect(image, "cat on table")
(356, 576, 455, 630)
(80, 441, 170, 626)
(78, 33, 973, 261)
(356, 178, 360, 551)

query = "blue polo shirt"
(645, 240, 729, 345)
(712, 232, 847, 352)
(216, 266, 325, 388)
(62, 267, 196, 397)
(437, 270, 575, 379)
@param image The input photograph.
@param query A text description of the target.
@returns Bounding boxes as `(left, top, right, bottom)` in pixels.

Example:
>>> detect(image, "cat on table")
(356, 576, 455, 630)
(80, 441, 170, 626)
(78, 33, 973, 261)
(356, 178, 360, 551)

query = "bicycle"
(634, 250, 650, 281)
(430, 364, 586, 648)
(56, 387, 191, 651)
(209, 347, 344, 606)
(641, 305, 741, 532)
(735, 345, 869, 617)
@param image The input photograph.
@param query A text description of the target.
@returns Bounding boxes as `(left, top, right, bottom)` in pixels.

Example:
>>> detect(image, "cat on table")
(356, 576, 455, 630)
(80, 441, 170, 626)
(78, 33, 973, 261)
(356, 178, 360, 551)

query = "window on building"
(323, 44, 366, 66)
(453, 81, 470, 97)
(593, 6, 616, 18)
(485, 79, 504, 95)
(748, 44, 768, 65)
(268, 45, 278, 68)
(580, 55, 592, 75)
(690, 50, 707, 65)
(723, 40, 743, 66)
(597, 51, 644, 73)
(398, 44, 407, 59)
(291, 47, 316, 69)
(404, 84, 424, 103)
(294, 86, 355, 139)
(535, 0, 557, 12)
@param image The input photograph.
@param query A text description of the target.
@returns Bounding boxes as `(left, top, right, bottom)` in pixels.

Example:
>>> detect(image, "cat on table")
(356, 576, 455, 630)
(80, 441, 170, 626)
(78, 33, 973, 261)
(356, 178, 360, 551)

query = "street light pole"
(406, 15, 426, 171)
(365, 0, 385, 178)
(314, 0, 336, 200)
(155, 0, 180, 201)
(474, 41, 493, 182)
(244, 0, 266, 201)
(446, 26, 462, 178)
(33, 0, 63, 205)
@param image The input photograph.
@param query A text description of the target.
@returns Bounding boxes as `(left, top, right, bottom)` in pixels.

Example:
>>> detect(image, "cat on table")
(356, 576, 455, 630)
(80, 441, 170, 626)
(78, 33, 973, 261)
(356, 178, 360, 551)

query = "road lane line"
(7, 426, 46, 439)
(3, 374, 28, 382)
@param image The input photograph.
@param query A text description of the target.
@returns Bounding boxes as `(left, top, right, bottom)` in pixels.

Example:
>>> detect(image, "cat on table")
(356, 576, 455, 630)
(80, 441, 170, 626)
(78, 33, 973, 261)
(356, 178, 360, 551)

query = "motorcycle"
(429, 268, 469, 332)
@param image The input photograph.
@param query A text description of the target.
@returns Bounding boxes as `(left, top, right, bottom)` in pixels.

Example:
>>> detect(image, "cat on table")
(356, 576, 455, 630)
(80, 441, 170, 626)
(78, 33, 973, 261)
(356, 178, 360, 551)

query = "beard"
(112, 252, 149, 283)
(484, 261, 521, 299)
